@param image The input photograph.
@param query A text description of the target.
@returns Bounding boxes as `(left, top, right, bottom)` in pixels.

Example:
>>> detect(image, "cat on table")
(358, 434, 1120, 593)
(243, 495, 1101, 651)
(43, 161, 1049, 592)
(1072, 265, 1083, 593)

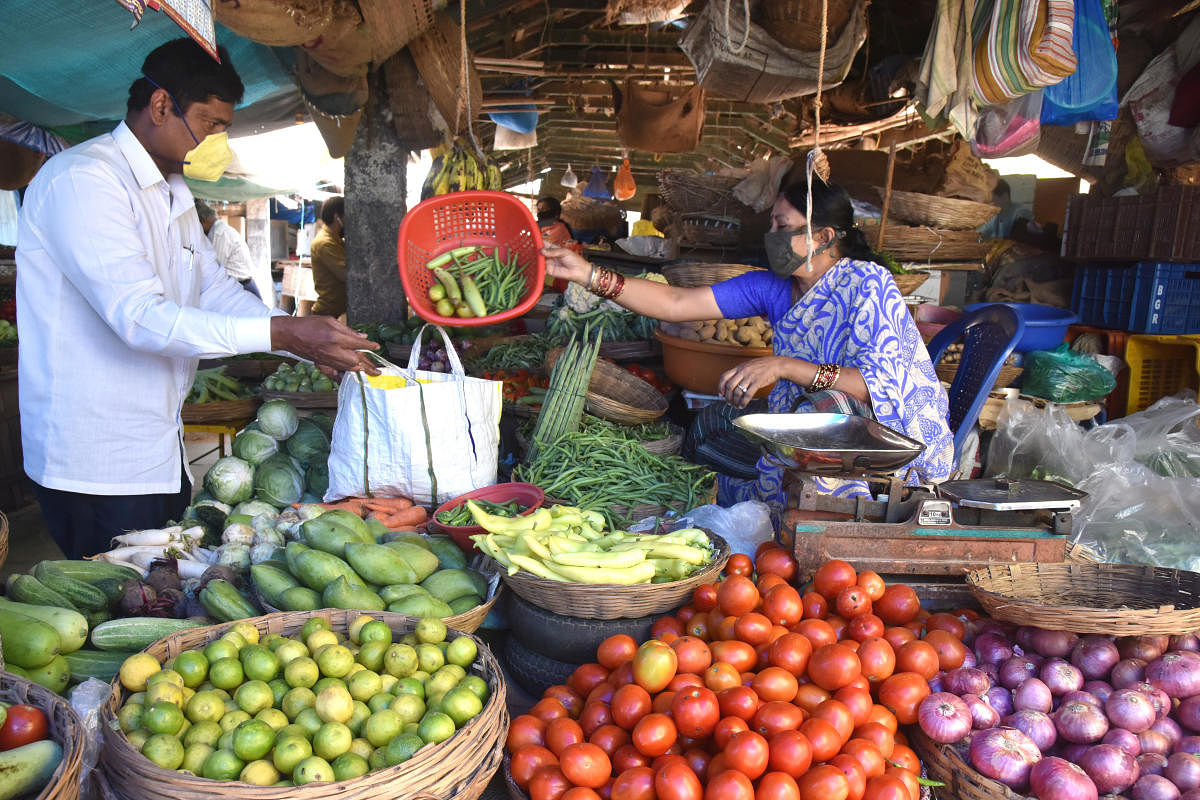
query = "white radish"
(110, 528, 178, 547)
(175, 559, 210, 580)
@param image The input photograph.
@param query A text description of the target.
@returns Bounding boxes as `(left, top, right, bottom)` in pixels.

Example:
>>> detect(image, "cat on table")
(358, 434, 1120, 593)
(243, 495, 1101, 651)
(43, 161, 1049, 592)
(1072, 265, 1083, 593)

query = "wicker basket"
(199, 357, 292, 381)
(967, 562, 1200, 636)
(180, 398, 258, 424)
(760, 0, 855, 51)
(910, 727, 1023, 800)
(879, 189, 1000, 230)
(662, 262, 764, 288)
(491, 532, 729, 620)
(858, 220, 991, 262)
(546, 351, 668, 424)
(598, 339, 659, 361)
(259, 389, 340, 409)
(0, 510, 8, 572)
(252, 582, 501, 635)
(657, 169, 745, 216)
(408, 12, 482, 134)
(100, 610, 507, 800)
(935, 362, 1024, 391)
(678, 214, 740, 247)
(640, 424, 684, 456)
(0, 672, 85, 800)
(892, 272, 931, 297)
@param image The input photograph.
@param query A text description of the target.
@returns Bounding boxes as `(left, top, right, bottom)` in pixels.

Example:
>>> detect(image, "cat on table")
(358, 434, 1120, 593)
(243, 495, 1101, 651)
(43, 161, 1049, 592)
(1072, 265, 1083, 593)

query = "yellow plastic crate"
(1125, 334, 1200, 414)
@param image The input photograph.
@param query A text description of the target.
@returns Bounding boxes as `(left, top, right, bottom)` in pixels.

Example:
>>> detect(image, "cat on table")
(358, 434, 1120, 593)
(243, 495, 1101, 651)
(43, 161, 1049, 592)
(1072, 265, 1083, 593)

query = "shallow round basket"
(546, 350, 668, 425)
(662, 262, 764, 288)
(639, 424, 684, 456)
(180, 397, 259, 424)
(0, 510, 8, 571)
(892, 271, 931, 297)
(251, 584, 501, 635)
(100, 610, 507, 800)
(910, 727, 1022, 800)
(881, 189, 1001, 230)
(0, 671, 85, 800)
(857, 220, 992, 261)
(935, 362, 1024, 390)
(967, 562, 1200, 636)
(431, 482, 546, 553)
(597, 339, 659, 361)
(259, 389, 339, 409)
(490, 531, 729, 620)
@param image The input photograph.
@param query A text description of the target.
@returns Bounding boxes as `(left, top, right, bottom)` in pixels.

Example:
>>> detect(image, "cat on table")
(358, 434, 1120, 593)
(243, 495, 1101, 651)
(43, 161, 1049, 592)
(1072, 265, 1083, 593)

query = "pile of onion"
(917, 625, 1200, 800)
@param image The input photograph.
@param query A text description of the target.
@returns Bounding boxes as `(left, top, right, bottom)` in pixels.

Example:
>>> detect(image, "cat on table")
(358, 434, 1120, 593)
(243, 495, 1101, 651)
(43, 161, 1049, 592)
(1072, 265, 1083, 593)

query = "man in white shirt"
(194, 199, 263, 301)
(15, 38, 377, 558)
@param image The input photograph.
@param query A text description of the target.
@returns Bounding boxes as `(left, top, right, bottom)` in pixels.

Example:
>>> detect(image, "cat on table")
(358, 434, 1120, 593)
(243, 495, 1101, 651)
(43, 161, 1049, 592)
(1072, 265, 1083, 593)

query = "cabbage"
(221, 522, 254, 545)
(251, 528, 285, 549)
(286, 419, 330, 465)
(251, 514, 277, 534)
(202, 457, 255, 505)
(306, 462, 329, 498)
(232, 500, 279, 520)
(254, 460, 304, 508)
(257, 399, 299, 440)
(216, 542, 251, 571)
(250, 542, 281, 565)
(231, 429, 278, 465)
(309, 413, 334, 437)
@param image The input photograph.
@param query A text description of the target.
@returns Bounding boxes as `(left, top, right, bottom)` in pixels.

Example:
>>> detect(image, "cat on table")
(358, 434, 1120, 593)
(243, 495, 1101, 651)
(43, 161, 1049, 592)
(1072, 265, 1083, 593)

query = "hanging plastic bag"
(972, 91, 1043, 158)
(560, 163, 578, 189)
(614, 158, 636, 201)
(582, 165, 611, 199)
(1041, 0, 1118, 125)
(1022, 343, 1117, 404)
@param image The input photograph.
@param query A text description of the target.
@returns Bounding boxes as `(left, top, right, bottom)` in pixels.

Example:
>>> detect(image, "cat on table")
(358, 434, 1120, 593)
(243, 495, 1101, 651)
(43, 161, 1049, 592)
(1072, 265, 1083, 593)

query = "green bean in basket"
(436, 498, 527, 526)
(426, 245, 529, 319)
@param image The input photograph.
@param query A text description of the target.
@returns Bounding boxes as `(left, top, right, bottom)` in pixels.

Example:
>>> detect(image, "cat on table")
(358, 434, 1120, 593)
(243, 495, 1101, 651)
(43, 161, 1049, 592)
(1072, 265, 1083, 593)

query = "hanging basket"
(213, 0, 333, 47)
(409, 11, 484, 134)
(759, 0, 855, 51)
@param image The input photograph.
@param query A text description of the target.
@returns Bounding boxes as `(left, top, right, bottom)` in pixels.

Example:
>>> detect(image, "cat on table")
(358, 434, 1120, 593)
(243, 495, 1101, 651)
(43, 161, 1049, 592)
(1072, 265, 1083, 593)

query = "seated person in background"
(194, 199, 261, 300)
(542, 177, 954, 508)
(979, 179, 1035, 240)
(536, 196, 574, 246)
(310, 195, 346, 319)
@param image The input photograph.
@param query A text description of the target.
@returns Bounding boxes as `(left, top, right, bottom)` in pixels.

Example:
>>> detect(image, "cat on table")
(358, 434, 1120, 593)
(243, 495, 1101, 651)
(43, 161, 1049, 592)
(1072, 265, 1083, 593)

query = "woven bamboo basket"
(892, 271, 931, 297)
(935, 362, 1024, 391)
(662, 262, 764, 288)
(910, 727, 1023, 800)
(760, 0, 854, 50)
(879, 190, 1000, 230)
(259, 389, 340, 409)
(598, 339, 659, 361)
(251, 583, 501, 635)
(490, 531, 729, 620)
(859, 220, 991, 262)
(408, 12, 483, 134)
(100, 609, 507, 800)
(0, 510, 8, 572)
(180, 397, 258, 424)
(678, 214, 740, 247)
(0, 671, 86, 800)
(639, 424, 684, 456)
(546, 350, 668, 424)
(657, 169, 744, 216)
(967, 562, 1200, 636)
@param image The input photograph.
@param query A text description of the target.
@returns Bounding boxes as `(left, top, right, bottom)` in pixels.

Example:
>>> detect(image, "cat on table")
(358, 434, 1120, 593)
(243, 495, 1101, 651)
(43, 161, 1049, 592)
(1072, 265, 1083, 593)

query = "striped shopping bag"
(972, 0, 1077, 106)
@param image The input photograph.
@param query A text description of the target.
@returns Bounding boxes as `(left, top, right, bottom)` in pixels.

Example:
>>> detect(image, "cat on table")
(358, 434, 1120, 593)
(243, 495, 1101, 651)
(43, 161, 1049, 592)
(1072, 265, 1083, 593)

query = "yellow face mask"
(183, 132, 233, 182)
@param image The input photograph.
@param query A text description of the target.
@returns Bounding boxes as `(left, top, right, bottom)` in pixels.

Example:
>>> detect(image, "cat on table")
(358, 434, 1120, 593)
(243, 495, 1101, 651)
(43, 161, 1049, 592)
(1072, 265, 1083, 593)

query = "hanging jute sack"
(382, 50, 443, 152)
(214, 0, 332, 46)
(356, 0, 439, 65)
(297, 50, 368, 159)
(614, 79, 706, 153)
(409, 12, 483, 134)
(299, 0, 370, 78)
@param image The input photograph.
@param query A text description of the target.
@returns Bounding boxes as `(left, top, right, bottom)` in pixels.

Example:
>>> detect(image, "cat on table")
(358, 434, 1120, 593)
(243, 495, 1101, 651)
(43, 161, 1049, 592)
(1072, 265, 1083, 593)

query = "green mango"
(426, 536, 467, 570)
(420, 569, 483, 604)
(285, 541, 311, 576)
(343, 543, 418, 586)
(380, 531, 432, 551)
(364, 517, 390, 542)
(379, 584, 430, 605)
(301, 517, 361, 557)
(387, 595, 453, 618)
(251, 563, 300, 607)
(319, 510, 374, 543)
(278, 586, 322, 612)
(294, 548, 366, 593)
(447, 595, 483, 615)
(322, 576, 385, 611)
(380, 541, 439, 582)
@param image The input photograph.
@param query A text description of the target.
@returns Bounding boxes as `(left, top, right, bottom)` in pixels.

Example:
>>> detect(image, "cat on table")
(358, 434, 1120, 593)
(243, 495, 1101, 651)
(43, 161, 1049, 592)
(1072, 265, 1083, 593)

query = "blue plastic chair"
(927, 305, 1025, 464)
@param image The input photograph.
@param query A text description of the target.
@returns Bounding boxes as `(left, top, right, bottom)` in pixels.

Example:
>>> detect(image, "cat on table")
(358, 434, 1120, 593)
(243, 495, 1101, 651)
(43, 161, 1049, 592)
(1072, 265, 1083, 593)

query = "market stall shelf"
(258, 389, 339, 409)
(0, 671, 85, 800)
(179, 398, 259, 425)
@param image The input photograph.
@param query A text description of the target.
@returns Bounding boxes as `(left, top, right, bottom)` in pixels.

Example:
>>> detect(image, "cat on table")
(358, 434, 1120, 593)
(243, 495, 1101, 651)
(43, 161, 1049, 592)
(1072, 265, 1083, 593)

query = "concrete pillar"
(244, 197, 276, 307)
(344, 72, 409, 325)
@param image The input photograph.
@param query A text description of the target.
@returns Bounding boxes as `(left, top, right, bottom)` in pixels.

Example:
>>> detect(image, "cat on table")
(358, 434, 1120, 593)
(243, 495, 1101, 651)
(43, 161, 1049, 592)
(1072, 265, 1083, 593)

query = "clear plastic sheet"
(69, 678, 112, 800)
(984, 399, 1134, 485)
(674, 501, 774, 556)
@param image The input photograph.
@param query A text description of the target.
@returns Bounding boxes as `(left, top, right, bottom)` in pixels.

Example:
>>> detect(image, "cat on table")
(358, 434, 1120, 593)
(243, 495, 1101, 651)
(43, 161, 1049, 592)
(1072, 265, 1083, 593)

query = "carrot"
(295, 497, 371, 517)
(375, 506, 427, 528)
(362, 496, 414, 512)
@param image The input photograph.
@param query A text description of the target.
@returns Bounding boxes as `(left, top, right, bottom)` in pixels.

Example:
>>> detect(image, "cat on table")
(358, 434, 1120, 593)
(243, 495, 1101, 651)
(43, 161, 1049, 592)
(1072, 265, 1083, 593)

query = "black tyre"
(503, 635, 577, 698)
(505, 591, 665, 664)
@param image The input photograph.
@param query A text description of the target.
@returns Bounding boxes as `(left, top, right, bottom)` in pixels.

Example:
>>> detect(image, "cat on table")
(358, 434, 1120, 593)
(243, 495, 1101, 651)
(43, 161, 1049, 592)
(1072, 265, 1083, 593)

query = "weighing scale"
(733, 414, 1086, 592)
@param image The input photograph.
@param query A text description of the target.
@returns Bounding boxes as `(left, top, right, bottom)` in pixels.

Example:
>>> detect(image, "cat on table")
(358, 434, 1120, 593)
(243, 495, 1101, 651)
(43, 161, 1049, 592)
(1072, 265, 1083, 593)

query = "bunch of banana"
(467, 502, 715, 585)
(421, 139, 505, 201)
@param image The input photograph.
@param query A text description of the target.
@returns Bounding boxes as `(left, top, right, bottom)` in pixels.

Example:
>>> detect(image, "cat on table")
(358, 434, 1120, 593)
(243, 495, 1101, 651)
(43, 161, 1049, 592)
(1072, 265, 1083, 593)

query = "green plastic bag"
(1022, 343, 1116, 404)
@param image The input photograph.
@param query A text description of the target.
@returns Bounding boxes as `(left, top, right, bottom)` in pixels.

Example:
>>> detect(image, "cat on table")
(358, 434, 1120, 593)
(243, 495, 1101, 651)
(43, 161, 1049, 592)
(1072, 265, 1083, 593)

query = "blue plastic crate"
(1072, 263, 1200, 334)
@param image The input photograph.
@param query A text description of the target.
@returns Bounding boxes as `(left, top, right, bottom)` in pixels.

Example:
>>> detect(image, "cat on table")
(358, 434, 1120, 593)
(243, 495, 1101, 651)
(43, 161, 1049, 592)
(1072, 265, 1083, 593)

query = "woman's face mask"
(763, 226, 844, 278)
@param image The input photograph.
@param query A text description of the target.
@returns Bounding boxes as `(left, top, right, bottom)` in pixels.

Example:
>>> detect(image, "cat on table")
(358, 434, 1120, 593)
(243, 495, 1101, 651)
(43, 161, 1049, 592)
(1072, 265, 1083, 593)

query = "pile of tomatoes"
(505, 546, 979, 800)
(480, 369, 550, 402)
(622, 365, 673, 395)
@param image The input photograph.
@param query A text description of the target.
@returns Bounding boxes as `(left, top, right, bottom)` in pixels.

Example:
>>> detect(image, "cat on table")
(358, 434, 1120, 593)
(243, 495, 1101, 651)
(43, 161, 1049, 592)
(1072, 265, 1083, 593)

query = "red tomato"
(512, 745, 559, 790)
(856, 571, 886, 602)
(793, 683, 832, 715)
(807, 644, 861, 691)
(864, 705, 899, 735)
(832, 754, 868, 800)
(611, 684, 652, 731)
(855, 638, 896, 684)
(545, 685, 585, 718)
(709, 640, 757, 674)
(863, 775, 910, 800)
(671, 686, 720, 739)
(842, 739, 886, 779)
(633, 641, 678, 695)
(923, 613, 966, 640)
(717, 575, 760, 616)
(562, 788, 602, 800)
(799, 717, 843, 762)
(922, 629, 967, 671)
(887, 744, 920, 773)
(798, 764, 850, 800)
(800, 592, 828, 620)
(794, 619, 837, 650)
(676, 606, 698, 625)
(590, 724, 631, 757)
(757, 574, 789, 596)
(881, 627, 916, 651)
(853, 722, 896, 760)
(767, 633, 812, 677)
(685, 612, 711, 642)
(835, 586, 872, 619)
(531, 698, 571, 723)
(587, 682, 616, 708)
(546, 717, 586, 756)
(873, 586, 920, 626)
(668, 673, 704, 692)
(893, 641, 939, 680)
(569, 665, 611, 699)
(704, 661, 742, 693)
(650, 617, 684, 640)
(717, 685, 760, 721)
(580, 702, 615, 738)
(705, 769, 755, 800)
(751, 701, 804, 738)
(714, 615, 738, 641)
(684, 746, 711, 781)
(724, 730, 770, 780)
(651, 691, 676, 715)
(508, 714, 548, 752)
(767, 729, 813, 779)
(757, 771, 802, 800)
(612, 744, 651, 773)
(597, 635, 638, 671)
(885, 767, 920, 800)
(632, 713, 677, 758)
(733, 613, 774, 646)
(560, 742, 612, 789)
(611, 766, 656, 800)
(755, 548, 797, 582)
(671, 636, 712, 674)
(725, 554, 754, 578)
(751, 667, 799, 703)
(846, 614, 884, 643)
(833, 686, 874, 727)
(652, 753, 688, 772)
(713, 716, 750, 749)
(876, 672, 930, 726)
(692, 583, 718, 612)
(655, 761, 702, 800)
(811, 699, 854, 742)
(812, 560, 857, 602)
(529, 764, 572, 800)
(762, 585, 804, 627)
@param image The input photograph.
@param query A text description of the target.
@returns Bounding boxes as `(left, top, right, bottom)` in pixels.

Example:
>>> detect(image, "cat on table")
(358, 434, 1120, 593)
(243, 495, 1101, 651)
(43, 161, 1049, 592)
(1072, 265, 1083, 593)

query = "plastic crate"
(1125, 334, 1200, 414)
(1064, 186, 1200, 262)
(1071, 262, 1200, 334)
(1065, 325, 1129, 419)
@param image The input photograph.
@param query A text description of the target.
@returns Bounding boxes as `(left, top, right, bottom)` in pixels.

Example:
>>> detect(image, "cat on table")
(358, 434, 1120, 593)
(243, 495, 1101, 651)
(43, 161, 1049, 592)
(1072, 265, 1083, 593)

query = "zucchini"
(0, 597, 87, 653)
(0, 607, 61, 669)
(34, 559, 141, 584)
(199, 580, 259, 623)
(5, 574, 78, 612)
(63, 649, 136, 683)
(90, 617, 203, 652)
(31, 564, 110, 612)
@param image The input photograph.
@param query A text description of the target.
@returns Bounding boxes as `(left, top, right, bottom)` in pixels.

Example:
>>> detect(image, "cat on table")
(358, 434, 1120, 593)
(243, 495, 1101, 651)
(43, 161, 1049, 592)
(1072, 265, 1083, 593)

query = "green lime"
(276, 724, 309, 742)
(358, 620, 393, 646)
(435, 299, 455, 318)
(209, 658, 244, 691)
(201, 749, 245, 781)
(234, 680, 274, 715)
(316, 645, 355, 679)
(240, 759, 281, 785)
(268, 678, 290, 707)
(141, 733, 184, 770)
(347, 701, 370, 737)
(284, 657, 319, 689)
(390, 693, 426, 726)
(184, 720, 222, 748)
(181, 742, 214, 774)
(424, 670, 458, 699)
(348, 615, 376, 645)
(378, 674, 399, 694)
(145, 681, 182, 708)
(312, 677, 347, 696)
(362, 709, 402, 747)
(147, 668, 184, 689)
(306, 629, 339, 653)
(293, 755, 335, 785)
(300, 618, 331, 640)
(262, 633, 285, 650)
(331, 752, 369, 781)
(125, 729, 151, 750)
(394, 677, 425, 699)
(274, 640, 308, 665)
(221, 631, 248, 651)
(458, 674, 490, 703)
(255, 708, 289, 731)
(384, 732, 425, 766)
(229, 622, 261, 645)
(368, 747, 388, 771)
(367, 693, 396, 714)
(417, 711, 455, 745)
(281, 687, 318, 721)
(203, 639, 238, 665)
(441, 686, 483, 727)
(312, 722, 353, 761)
(356, 640, 388, 672)
(117, 703, 143, 733)
(241, 646, 281, 682)
(347, 669, 382, 703)
(173, 651, 209, 689)
(295, 707, 324, 737)
(445, 637, 478, 668)
(415, 618, 447, 644)
(399, 633, 419, 647)
(428, 284, 447, 303)
(218, 710, 251, 734)
(315, 686, 354, 725)
(272, 734, 313, 775)
(217, 730, 235, 752)
(348, 737, 373, 760)
(142, 701, 185, 736)
(232, 719, 276, 761)
(384, 644, 418, 678)
(416, 643, 444, 674)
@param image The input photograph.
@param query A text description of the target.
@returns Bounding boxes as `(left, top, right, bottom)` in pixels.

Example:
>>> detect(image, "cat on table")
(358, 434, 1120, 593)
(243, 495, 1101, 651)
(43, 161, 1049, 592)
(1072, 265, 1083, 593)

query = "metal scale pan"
(732, 413, 925, 478)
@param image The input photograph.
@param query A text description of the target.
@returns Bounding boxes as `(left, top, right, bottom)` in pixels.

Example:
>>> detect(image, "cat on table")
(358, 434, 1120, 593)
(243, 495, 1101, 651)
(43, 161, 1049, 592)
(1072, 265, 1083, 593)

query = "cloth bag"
(971, 0, 1077, 106)
(614, 79, 706, 153)
(326, 325, 501, 505)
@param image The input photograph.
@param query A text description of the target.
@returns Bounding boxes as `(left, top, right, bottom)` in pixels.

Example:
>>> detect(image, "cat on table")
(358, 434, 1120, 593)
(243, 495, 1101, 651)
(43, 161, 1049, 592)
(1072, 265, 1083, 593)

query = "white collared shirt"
(16, 121, 275, 495)
(207, 218, 255, 282)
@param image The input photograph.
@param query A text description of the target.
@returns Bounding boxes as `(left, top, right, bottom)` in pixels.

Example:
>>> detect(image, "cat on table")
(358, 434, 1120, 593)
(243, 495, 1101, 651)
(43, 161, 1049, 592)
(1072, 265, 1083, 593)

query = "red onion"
(965, 693, 1002, 730)
(1182, 791, 1200, 800)
(1141, 730, 1173, 756)
(1085, 681, 1114, 705)
(1132, 774, 1181, 800)
(1152, 719, 1183, 751)
(1140, 753, 1169, 776)
(1165, 753, 1200, 791)
(1006, 710, 1059, 752)
(1056, 701, 1111, 744)
(1177, 737, 1200, 757)
(947, 667, 993, 696)
(1002, 657, 1042, 690)
(928, 671, 946, 694)
(1080, 744, 1140, 795)
(978, 633, 1016, 666)
(1105, 728, 1144, 757)
(919, 692, 973, 744)
(1060, 742, 1093, 763)
(970, 727, 1043, 790)
(1122, 638, 1169, 662)
(1034, 629, 1081, 659)
(1031, 756, 1099, 800)
(1134, 683, 1173, 720)
(1147, 652, 1200, 699)
(1180, 699, 1200, 736)
(1107, 688, 1159, 734)
(1074, 637, 1122, 680)
(1114, 660, 1150, 689)
(1018, 678, 1055, 713)
(987, 686, 1016, 718)
(1065, 691, 1104, 710)
(1044, 660, 1087, 696)
(962, 649, 979, 669)
(1169, 634, 1200, 653)
(982, 662, 1001, 683)
(1019, 627, 1039, 652)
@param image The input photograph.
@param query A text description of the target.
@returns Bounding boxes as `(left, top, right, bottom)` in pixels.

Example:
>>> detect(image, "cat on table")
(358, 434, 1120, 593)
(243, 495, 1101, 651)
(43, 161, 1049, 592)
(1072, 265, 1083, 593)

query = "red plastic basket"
(398, 191, 546, 327)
